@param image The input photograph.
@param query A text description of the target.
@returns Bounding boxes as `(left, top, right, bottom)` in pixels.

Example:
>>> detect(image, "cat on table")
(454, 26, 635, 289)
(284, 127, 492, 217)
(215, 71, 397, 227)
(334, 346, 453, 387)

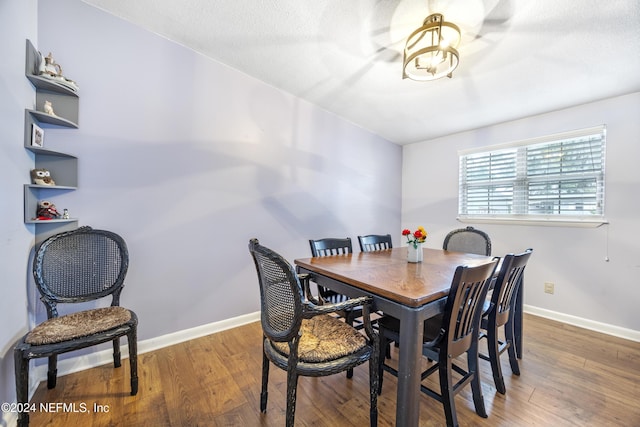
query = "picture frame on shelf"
(31, 123, 44, 147)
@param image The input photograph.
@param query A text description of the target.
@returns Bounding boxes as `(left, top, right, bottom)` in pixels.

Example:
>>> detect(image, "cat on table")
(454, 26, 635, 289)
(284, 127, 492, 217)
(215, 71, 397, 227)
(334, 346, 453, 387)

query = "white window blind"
(458, 126, 606, 224)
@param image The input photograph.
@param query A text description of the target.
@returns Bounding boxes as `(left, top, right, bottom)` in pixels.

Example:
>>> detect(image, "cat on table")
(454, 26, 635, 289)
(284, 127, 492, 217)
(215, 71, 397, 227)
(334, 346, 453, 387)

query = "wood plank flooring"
(27, 313, 640, 426)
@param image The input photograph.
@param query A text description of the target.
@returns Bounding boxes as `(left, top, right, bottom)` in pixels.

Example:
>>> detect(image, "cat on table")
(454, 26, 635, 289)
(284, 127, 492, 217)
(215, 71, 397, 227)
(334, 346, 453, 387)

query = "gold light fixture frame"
(403, 13, 461, 81)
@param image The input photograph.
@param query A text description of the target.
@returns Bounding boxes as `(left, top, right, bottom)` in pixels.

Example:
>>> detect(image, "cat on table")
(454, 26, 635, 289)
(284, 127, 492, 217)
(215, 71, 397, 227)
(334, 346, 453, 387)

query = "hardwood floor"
(27, 313, 640, 426)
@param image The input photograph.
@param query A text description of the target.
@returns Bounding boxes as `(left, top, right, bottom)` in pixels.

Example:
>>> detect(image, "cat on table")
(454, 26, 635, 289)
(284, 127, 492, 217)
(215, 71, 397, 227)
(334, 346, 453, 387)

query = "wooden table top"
(295, 247, 493, 308)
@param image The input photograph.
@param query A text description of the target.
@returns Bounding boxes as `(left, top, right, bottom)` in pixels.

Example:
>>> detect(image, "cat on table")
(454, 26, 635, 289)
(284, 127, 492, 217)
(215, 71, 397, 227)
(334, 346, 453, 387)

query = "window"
(458, 125, 606, 226)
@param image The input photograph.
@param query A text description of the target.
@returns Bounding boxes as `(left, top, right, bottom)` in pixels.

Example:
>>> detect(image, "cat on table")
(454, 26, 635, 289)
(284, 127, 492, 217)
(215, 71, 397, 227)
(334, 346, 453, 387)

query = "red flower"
(402, 226, 428, 248)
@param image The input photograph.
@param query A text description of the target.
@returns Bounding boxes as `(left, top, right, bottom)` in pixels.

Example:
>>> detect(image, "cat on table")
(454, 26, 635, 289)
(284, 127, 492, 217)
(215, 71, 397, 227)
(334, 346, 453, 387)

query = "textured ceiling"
(82, 0, 640, 145)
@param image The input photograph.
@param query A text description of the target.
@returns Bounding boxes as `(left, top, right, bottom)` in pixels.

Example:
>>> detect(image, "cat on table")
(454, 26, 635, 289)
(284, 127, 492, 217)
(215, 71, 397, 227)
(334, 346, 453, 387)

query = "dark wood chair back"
(491, 249, 533, 328)
(441, 259, 499, 358)
(358, 234, 392, 252)
(309, 237, 352, 257)
(308, 237, 354, 305)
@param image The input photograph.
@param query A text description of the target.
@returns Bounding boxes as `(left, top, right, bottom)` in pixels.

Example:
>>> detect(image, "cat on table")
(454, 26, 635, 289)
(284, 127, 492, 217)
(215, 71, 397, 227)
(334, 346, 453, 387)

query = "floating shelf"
(26, 109, 78, 128)
(24, 39, 80, 245)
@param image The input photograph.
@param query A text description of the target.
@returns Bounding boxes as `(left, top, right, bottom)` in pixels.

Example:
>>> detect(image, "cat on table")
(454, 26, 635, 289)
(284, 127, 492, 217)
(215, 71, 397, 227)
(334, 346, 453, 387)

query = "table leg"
(396, 308, 423, 426)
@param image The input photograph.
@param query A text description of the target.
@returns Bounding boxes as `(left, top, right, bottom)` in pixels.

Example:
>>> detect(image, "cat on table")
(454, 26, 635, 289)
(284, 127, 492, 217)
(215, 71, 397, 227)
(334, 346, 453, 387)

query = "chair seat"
(25, 306, 132, 345)
(271, 314, 367, 363)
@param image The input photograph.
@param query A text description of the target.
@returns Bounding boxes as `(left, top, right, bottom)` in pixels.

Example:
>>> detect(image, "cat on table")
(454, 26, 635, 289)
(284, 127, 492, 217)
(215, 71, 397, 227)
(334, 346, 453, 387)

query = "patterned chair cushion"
(25, 306, 131, 345)
(271, 314, 367, 363)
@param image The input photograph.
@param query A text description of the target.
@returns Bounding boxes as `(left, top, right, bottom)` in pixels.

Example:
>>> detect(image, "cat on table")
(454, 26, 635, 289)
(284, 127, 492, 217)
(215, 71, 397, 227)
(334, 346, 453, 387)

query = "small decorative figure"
(40, 52, 63, 77)
(36, 200, 61, 220)
(37, 51, 79, 91)
(43, 100, 56, 116)
(62, 209, 70, 219)
(31, 168, 56, 186)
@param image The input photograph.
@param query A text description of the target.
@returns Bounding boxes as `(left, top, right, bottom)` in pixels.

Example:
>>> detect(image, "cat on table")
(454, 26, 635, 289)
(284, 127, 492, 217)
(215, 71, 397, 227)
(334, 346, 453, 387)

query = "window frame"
(457, 125, 608, 228)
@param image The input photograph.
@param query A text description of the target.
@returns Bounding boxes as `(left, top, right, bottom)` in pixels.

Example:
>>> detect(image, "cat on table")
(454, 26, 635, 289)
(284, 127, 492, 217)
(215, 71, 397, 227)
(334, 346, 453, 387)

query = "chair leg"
(346, 314, 354, 379)
(113, 337, 122, 368)
(439, 358, 459, 427)
(505, 320, 520, 376)
(369, 340, 379, 427)
(487, 323, 506, 394)
(260, 351, 269, 413)
(468, 344, 488, 419)
(127, 330, 139, 395)
(14, 349, 29, 427)
(47, 355, 58, 389)
(285, 364, 299, 427)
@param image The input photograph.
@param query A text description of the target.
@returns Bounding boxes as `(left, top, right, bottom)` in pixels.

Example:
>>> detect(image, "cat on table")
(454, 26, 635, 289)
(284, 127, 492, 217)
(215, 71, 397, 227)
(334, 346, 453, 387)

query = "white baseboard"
(524, 305, 640, 342)
(28, 311, 261, 399)
(2, 411, 17, 427)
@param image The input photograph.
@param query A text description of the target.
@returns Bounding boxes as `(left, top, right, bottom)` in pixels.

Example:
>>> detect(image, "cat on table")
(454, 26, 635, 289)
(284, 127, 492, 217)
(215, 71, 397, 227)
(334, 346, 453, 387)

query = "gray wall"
(403, 92, 640, 334)
(0, 0, 38, 418)
(0, 0, 401, 416)
(34, 0, 401, 335)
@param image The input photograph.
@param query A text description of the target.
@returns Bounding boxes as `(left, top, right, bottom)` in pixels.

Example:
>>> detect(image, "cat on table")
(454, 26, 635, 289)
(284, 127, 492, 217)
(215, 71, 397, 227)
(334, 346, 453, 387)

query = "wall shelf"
(24, 39, 80, 245)
(26, 109, 78, 128)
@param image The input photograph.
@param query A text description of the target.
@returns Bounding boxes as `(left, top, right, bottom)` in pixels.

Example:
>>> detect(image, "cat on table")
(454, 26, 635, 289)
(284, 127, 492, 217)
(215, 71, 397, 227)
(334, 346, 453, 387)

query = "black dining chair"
(308, 239, 364, 324)
(358, 234, 393, 252)
(443, 226, 492, 256)
(308, 237, 356, 309)
(249, 238, 379, 427)
(377, 258, 499, 427)
(14, 226, 138, 427)
(479, 249, 533, 394)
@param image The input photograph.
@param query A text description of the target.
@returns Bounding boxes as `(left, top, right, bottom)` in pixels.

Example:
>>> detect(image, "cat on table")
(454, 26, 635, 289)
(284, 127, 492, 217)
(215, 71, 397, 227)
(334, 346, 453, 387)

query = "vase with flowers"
(402, 226, 428, 263)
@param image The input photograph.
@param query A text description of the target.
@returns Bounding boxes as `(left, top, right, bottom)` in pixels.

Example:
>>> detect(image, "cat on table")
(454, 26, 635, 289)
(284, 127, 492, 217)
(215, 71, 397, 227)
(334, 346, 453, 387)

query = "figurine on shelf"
(40, 52, 62, 77)
(37, 51, 79, 92)
(36, 200, 61, 220)
(62, 208, 70, 219)
(31, 168, 56, 186)
(43, 100, 56, 116)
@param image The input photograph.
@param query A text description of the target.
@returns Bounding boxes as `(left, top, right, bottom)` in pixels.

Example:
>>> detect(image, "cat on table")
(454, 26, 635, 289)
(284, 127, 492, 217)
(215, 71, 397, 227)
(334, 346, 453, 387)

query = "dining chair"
(249, 238, 379, 427)
(358, 234, 393, 252)
(308, 237, 366, 379)
(307, 237, 362, 320)
(357, 234, 394, 354)
(377, 258, 499, 427)
(308, 237, 355, 309)
(442, 226, 492, 256)
(14, 226, 138, 427)
(479, 248, 533, 394)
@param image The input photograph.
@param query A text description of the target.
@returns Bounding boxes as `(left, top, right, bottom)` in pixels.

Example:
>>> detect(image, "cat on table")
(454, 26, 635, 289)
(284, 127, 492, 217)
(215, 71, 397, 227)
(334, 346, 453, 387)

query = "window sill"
(457, 216, 609, 228)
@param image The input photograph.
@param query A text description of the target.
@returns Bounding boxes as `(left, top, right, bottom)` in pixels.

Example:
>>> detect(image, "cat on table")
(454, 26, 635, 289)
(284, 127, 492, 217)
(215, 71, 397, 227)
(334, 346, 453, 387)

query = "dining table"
(295, 246, 507, 427)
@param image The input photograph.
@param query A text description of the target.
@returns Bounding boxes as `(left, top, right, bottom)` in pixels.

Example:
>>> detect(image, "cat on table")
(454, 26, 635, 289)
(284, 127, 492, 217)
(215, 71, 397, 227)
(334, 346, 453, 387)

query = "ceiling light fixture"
(402, 13, 461, 81)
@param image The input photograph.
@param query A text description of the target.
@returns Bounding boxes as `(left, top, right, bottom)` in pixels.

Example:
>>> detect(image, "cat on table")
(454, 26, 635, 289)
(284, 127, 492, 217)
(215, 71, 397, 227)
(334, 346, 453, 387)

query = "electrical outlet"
(544, 282, 555, 294)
